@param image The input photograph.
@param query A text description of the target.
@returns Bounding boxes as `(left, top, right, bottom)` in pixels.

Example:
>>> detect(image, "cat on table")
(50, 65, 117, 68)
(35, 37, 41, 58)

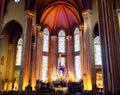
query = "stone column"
(6, 44, 16, 81)
(48, 36, 58, 82)
(0, 1, 5, 90)
(30, 42, 36, 90)
(97, 0, 120, 94)
(0, 34, 4, 63)
(114, 9, 120, 93)
(0, 35, 4, 91)
(36, 30, 43, 81)
(79, 25, 84, 80)
(0, 0, 5, 33)
(115, 9, 120, 28)
(82, 10, 96, 90)
(19, 10, 34, 91)
(66, 36, 75, 82)
(0, 0, 5, 56)
(115, 9, 120, 57)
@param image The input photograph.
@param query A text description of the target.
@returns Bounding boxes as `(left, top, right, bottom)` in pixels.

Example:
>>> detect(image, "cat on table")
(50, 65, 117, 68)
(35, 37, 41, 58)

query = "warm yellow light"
(31, 79, 36, 90)
(23, 82, 28, 90)
(84, 79, 92, 90)
(22, 76, 28, 90)
(69, 72, 75, 82)
(83, 73, 92, 90)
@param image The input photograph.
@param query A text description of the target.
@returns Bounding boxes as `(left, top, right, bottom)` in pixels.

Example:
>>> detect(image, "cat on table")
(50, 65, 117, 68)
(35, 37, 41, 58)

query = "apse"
(40, 1, 80, 33)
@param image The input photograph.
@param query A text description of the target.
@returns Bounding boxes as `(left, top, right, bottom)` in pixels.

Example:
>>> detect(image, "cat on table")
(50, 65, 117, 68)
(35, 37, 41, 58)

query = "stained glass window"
(74, 28, 80, 52)
(15, 38, 22, 66)
(42, 56, 48, 81)
(58, 30, 65, 53)
(75, 56, 81, 80)
(43, 28, 49, 52)
(94, 36, 102, 65)
(58, 57, 65, 67)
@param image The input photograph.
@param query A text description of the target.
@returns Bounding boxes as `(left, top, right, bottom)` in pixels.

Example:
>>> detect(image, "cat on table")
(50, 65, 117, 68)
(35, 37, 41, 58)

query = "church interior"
(0, 0, 120, 95)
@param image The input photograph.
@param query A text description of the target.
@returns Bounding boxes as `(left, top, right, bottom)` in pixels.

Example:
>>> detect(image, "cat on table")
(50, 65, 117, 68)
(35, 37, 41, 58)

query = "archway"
(1, 20, 22, 91)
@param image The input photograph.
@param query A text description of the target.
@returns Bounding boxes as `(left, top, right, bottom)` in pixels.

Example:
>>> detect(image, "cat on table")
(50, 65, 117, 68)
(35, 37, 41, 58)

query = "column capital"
(25, 10, 35, 18)
(38, 32, 44, 37)
(36, 24, 41, 31)
(66, 35, 72, 41)
(51, 36, 57, 40)
(79, 24, 84, 31)
(82, 9, 92, 18)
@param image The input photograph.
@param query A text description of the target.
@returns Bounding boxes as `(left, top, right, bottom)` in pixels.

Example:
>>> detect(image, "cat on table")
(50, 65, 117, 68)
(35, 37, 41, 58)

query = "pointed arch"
(43, 28, 49, 52)
(41, 27, 49, 82)
(74, 27, 81, 80)
(94, 36, 102, 65)
(58, 30, 66, 53)
(74, 27, 80, 52)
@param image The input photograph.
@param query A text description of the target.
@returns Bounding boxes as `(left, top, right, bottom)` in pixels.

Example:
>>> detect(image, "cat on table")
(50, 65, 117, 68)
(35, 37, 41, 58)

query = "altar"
(54, 87, 68, 93)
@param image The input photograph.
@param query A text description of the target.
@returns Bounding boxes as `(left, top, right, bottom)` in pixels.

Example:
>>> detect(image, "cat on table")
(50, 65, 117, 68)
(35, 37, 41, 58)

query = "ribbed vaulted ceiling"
(40, 1, 80, 33)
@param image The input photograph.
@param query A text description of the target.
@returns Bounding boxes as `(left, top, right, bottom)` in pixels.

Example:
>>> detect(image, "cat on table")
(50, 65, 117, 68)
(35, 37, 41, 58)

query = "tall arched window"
(42, 28, 49, 82)
(57, 30, 66, 78)
(75, 56, 81, 80)
(74, 27, 81, 80)
(14, 37, 22, 90)
(43, 28, 49, 52)
(94, 36, 103, 88)
(74, 28, 80, 52)
(58, 30, 65, 53)
(94, 36, 102, 65)
(15, 37, 22, 66)
(42, 56, 48, 81)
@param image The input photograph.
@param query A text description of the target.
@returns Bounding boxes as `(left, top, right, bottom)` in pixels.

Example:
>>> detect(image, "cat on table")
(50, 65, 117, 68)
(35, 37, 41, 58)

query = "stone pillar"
(66, 36, 75, 82)
(6, 44, 16, 81)
(19, 10, 34, 91)
(0, 1, 5, 90)
(82, 10, 96, 90)
(97, 0, 120, 94)
(48, 36, 58, 82)
(0, 0, 5, 55)
(36, 30, 43, 81)
(79, 25, 84, 80)
(31, 42, 36, 90)
(0, 0, 5, 32)
(0, 34, 4, 63)
(115, 10, 120, 91)
(114, 9, 120, 93)
(0, 35, 4, 86)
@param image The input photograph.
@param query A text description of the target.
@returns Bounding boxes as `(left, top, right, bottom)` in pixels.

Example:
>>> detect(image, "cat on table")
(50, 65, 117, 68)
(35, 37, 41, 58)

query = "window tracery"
(43, 28, 49, 52)
(15, 38, 22, 66)
(58, 30, 65, 53)
(74, 27, 80, 52)
(74, 27, 81, 80)
(94, 36, 102, 65)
